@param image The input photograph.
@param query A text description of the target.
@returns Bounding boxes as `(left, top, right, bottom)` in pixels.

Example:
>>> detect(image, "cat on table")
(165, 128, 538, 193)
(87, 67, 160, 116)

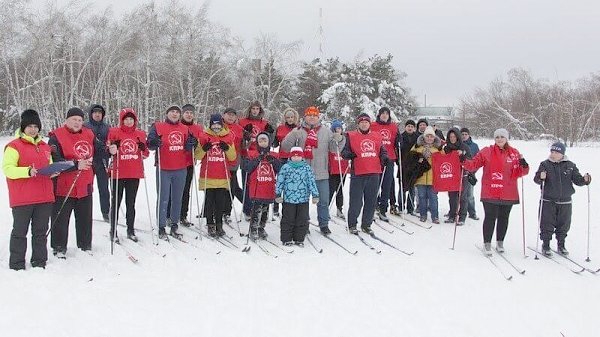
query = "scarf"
(289, 160, 305, 169)
(304, 127, 319, 159)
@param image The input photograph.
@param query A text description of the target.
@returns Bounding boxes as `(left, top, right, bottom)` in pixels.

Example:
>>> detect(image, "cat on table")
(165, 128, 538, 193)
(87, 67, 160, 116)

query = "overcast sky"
(48, 0, 600, 107)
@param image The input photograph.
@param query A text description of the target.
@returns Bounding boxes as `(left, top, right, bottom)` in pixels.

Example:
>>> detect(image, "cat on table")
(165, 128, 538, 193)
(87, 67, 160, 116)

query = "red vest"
(186, 124, 204, 166)
(51, 126, 95, 198)
(329, 151, 349, 175)
(348, 130, 383, 175)
(198, 132, 235, 180)
(224, 122, 243, 169)
(247, 150, 278, 200)
(276, 124, 295, 158)
(239, 118, 268, 153)
(107, 127, 149, 179)
(154, 122, 189, 171)
(370, 122, 398, 160)
(5, 138, 55, 207)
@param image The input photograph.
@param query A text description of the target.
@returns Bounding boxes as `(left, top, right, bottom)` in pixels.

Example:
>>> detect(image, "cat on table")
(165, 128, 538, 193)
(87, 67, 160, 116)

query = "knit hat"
(181, 104, 195, 113)
(304, 106, 320, 117)
(356, 113, 371, 123)
(20, 109, 42, 132)
(405, 119, 416, 127)
(417, 118, 429, 128)
(256, 132, 270, 143)
(378, 107, 391, 116)
(493, 128, 509, 139)
(90, 105, 106, 118)
(223, 107, 237, 115)
(209, 113, 224, 127)
(166, 105, 181, 114)
(460, 127, 470, 135)
(290, 146, 304, 158)
(550, 142, 566, 155)
(66, 107, 84, 119)
(330, 119, 343, 132)
(423, 126, 436, 137)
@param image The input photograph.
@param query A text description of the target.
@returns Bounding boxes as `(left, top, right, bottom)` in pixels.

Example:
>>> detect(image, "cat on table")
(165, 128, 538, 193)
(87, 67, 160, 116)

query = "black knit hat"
(223, 107, 237, 115)
(405, 119, 416, 127)
(66, 107, 85, 119)
(460, 127, 470, 135)
(181, 104, 195, 113)
(166, 105, 181, 114)
(417, 118, 429, 127)
(20, 109, 42, 132)
(378, 107, 391, 116)
(209, 113, 224, 127)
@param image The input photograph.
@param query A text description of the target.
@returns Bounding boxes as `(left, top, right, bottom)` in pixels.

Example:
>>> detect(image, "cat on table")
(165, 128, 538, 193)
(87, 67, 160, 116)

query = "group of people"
(2, 103, 592, 270)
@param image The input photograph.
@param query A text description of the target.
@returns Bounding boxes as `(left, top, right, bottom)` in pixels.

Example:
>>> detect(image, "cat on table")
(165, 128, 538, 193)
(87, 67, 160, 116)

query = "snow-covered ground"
(0, 136, 598, 337)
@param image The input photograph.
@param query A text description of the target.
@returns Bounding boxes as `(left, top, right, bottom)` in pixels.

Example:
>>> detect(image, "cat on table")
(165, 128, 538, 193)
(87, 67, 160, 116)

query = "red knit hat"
(290, 147, 304, 158)
(304, 106, 320, 117)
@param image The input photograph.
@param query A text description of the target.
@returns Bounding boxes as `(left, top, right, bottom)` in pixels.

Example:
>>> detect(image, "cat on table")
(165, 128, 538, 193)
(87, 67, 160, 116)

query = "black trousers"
(348, 174, 380, 228)
(448, 178, 469, 222)
(539, 201, 572, 243)
(204, 188, 228, 225)
(250, 201, 270, 229)
(93, 161, 110, 216)
(110, 178, 140, 235)
(329, 173, 346, 210)
(280, 202, 309, 243)
(167, 165, 194, 221)
(10, 203, 53, 270)
(482, 202, 513, 243)
(225, 169, 243, 215)
(51, 195, 93, 251)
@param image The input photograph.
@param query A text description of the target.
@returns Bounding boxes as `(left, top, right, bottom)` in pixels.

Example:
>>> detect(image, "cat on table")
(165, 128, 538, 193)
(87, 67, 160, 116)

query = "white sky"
(45, 0, 600, 107)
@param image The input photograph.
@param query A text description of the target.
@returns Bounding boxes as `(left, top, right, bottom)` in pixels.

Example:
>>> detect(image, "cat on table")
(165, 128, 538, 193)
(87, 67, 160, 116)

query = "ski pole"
(198, 146, 209, 226)
(190, 150, 202, 240)
(111, 151, 120, 255)
(586, 184, 591, 262)
(239, 170, 249, 223)
(521, 177, 527, 258)
(328, 164, 350, 209)
(451, 166, 465, 250)
(397, 141, 405, 215)
(46, 169, 83, 237)
(142, 160, 157, 245)
(534, 180, 545, 260)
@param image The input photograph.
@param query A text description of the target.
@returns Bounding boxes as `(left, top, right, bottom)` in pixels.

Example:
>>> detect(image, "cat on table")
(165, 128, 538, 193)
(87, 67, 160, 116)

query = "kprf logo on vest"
(73, 141, 92, 159)
(120, 139, 139, 160)
(257, 162, 274, 182)
(360, 139, 377, 158)
(168, 131, 184, 151)
(379, 129, 391, 145)
(208, 145, 224, 163)
(491, 172, 504, 188)
(440, 162, 454, 179)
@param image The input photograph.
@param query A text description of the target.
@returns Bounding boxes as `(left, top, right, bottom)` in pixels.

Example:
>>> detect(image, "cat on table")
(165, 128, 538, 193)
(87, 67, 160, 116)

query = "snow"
(0, 136, 598, 337)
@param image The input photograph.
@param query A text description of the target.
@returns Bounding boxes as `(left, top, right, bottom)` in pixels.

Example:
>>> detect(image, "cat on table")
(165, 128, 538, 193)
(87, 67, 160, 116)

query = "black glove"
(112, 140, 121, 147)
(219, 141, 229, 151)
(459, 154, 466, 163)
(264, 123, 274, 134)
(265, 154, 275, 163)
(519, 158, 528, 168)
(147, 136, 162, 148)
(202, 142, 212, 152)
(346, 152, 357, 160)
(137, 142, 146, 152)
(244, 124, 254, 133)
(382, 157, 390, 166)
(186, 135, 198, 149)
(467, 173, 478, 186)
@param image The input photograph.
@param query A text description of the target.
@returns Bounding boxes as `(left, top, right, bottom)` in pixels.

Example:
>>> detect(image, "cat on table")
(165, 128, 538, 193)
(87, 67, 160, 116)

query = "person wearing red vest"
(242, 132, 282, 240)
(462, 128, 529, 256)
(166, 103, 203, 226)
(194, 114, 237, 237)
(341, 113, 389, 234)
(147, 105, 197, 240)
(370, 107, 400, 222)
(238, 101, 274, 219)
(106, 108, 149, 243)
(222, 107, 244, 223)
(48, 107, 95, 257)
(3, 110, 55, 270)
(271, 107, 299, 218)
(328, 119, 348, 220)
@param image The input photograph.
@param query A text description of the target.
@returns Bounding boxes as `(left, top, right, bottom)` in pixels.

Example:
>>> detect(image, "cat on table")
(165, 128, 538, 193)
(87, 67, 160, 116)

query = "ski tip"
(318, 249, 323, 253)
(520, 270, 526, 274)
(353, 251, 358, 255)
(506, 276, 513, 281)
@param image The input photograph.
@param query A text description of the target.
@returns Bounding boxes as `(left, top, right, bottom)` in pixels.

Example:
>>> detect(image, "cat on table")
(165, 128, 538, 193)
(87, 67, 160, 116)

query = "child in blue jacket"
(275, 147, 319, 246)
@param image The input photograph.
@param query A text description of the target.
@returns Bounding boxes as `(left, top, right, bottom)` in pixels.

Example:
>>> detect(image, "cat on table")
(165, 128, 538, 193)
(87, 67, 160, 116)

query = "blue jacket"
(84, 104, 110, 166)
(276, 160, 319, 204)
(463, 137, 480, 157)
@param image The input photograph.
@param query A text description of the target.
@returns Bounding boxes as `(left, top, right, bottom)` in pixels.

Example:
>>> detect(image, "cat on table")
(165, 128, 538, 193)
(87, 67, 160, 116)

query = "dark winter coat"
(403, 151, 432, 190)
(84, 104, 110, 166)
(443, 128, 471, 161)
(463, 137, 480, 157)
(533, 156, 589, 203)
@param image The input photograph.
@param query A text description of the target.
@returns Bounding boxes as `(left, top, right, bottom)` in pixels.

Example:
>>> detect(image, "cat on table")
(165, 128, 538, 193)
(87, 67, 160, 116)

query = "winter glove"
(584, 173, 591, 184)
(467, 173, 478, 186)
(275, 196, 283, 203)
(332, 133, 343, 142)
(346, 152, 357, 160)
(264, 123, 275, 134)
(147, 136, 162, 148)
(137, 141, 147, 152)
(218, 141, 230, 151)
(244, 124, 254, 133)
(312, 197, 319, 205)
(112, 140, 121, 147)
(519, 158, 528, 168)
(185, 135, 198, 150)
(202, 142, 212, 152)
(539, 171, 547, 180)
(381, 156, 390, 166)
(459, 154, 466, 163)
(265, 154, 275, 163)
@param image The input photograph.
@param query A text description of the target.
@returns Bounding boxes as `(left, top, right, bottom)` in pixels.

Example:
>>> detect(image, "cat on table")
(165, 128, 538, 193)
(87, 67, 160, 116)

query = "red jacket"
(463, 144, 529, 204)
(49, 126, 95, 198)
(5, 137, 55, 207)
(154, 122, 189, 170)
(247, 150, 279, 200)
(225, 122, 243, 169)
(197, 131, 236, 182)
(328, 151, 349, 175)
(347, 130, 383, 175)
(370, 122, 398, 160)
(275, 124, 295, 158)
(107, 109, 150, 179)
(239, 118, 268, 153)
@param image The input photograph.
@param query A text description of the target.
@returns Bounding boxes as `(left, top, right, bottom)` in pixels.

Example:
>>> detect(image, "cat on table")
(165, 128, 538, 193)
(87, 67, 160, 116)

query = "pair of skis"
(528, 247, 599, 274)
(477, 245, 526, 281)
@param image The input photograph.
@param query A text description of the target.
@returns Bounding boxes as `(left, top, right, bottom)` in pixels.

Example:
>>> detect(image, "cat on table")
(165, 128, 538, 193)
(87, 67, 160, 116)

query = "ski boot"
(320, 225, 332, 235)
(378, 209, 390, 222)
(53, 247, 67, 259)
(558, 241, 569, 255)
(483, 242, 492, 256)
(216, 223, 226, 237)
(468, 214, 480, 220)
(283, 241, 294, 246)
(336, 208, 346, 220)
(109, 231, 120, 244)
(496, 241, 505, 253)
(294, 241, 304, 247)
(258, 227, 268, 239)
(390, 205, 401, 216)
(223, 214, 232, 224)
(542, 241, 552, 256)
(249, 227, 260, 241)
(127, 231, 138, 243)
(158, 227, 168, 240)
(170, 225, 183, 239)
(444, 217, 456, 224)
(102, 213, 110, 222)
(432, 218, 440, 224)
(348, 226, 359, 235)
(361, 226, 374, 235)
(180, 218, 192, 227)
(208, 224, 218, 237)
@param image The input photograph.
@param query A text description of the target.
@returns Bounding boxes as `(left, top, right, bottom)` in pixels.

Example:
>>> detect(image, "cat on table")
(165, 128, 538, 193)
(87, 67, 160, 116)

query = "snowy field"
(0, 136, 598, 337)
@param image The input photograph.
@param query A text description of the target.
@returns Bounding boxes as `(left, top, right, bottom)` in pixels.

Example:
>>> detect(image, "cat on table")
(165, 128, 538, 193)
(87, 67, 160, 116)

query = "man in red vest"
(341, 113, 389, 234)
(222, 107, 244, 223)
(48, 107, 95, 257)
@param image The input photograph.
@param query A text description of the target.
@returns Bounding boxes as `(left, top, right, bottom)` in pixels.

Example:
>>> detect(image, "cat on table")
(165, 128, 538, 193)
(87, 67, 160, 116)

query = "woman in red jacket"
(107, 108, 150, 243)
(462, 128, 529, 255)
